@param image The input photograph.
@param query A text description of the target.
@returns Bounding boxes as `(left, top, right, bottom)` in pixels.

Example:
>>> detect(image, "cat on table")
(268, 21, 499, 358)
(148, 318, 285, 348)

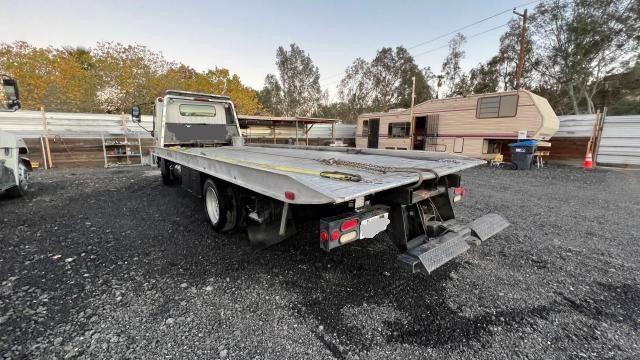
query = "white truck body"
(0, 131, 31, 196)
(141, 90, 509, 275)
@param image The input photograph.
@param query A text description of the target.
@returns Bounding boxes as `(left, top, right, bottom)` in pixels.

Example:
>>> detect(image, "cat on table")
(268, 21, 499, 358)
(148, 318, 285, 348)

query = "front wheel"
(6, 162, 29, 197)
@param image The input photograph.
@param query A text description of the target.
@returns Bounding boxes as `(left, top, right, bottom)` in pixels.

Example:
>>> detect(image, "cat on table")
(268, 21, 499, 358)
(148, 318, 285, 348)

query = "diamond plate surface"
(469, 213, 510, 242)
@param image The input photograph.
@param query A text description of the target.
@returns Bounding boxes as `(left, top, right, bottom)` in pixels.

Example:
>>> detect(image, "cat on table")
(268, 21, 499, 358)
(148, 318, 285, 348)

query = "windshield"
(3, 84, 17, 100)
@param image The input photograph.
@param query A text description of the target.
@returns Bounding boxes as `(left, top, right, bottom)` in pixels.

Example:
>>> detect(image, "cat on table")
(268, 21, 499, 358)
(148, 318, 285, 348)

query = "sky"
(2, 0, 534, 98)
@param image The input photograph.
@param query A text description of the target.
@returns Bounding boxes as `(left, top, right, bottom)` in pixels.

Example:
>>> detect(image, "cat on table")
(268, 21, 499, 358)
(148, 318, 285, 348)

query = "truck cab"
(1, 75, 21, 111)
(138, 90, 241, 148)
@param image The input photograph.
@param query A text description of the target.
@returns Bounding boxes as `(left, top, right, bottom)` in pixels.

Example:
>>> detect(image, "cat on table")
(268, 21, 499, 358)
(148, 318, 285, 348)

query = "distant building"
(356, 90, 559, 159)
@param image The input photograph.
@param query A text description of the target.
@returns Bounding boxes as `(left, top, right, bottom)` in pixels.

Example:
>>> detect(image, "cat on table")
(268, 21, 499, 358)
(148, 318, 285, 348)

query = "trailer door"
(367, 119, 379, 148)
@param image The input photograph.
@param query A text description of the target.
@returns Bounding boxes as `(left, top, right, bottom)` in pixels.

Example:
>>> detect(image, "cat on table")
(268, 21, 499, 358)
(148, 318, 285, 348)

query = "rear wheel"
(6, 162, 29, 197)
(204, 179, 225, 230)
(203, 179, 238, 232)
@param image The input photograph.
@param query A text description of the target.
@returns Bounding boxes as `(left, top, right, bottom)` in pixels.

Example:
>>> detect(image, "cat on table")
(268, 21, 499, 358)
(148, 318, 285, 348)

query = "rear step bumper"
(397, 213, 510, 274)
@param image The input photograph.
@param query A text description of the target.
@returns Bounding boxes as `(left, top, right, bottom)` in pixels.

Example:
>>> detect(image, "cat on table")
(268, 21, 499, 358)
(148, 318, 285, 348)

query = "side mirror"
(131, 105, 141, 123)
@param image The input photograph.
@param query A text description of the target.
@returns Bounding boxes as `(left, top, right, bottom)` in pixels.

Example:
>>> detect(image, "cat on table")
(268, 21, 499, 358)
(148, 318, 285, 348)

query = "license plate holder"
(360, 212, 390, 239)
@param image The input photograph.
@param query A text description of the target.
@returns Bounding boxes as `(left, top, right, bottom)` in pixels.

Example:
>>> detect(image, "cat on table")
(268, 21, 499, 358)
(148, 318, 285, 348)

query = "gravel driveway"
(1, 165, 639, 359)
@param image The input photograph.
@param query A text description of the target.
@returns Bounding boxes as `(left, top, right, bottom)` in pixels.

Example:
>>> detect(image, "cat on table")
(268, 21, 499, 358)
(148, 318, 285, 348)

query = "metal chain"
(318, 157, 440, 176)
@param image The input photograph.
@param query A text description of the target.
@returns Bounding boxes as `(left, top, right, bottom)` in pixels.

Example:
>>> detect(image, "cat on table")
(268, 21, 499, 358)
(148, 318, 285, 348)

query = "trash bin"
(508, 140, 538, 170)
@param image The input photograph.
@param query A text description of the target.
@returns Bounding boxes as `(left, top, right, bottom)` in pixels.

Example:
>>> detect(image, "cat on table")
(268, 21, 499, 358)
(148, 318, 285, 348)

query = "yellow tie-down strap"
(205, 153, 362, 182)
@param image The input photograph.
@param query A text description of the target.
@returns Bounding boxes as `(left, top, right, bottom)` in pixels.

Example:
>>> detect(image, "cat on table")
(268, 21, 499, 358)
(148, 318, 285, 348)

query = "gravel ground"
(1, 164, 639, 359)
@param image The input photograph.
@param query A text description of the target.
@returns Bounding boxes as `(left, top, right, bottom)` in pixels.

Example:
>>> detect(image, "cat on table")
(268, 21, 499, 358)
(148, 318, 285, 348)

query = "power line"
(320, 0, 540, 85)
(412, 22, 511, 58)
(321, 22, 511, 88)
(406, 0, 541, 50)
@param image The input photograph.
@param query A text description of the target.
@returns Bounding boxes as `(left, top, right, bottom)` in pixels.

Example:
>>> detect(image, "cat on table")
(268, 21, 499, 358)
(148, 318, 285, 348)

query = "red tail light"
(320, 230, 328, 242)
(340, 218, 359, 232)
(453, 187, 466, 203)
(285, 191, 295, 201)
(330, 230, 340, 241)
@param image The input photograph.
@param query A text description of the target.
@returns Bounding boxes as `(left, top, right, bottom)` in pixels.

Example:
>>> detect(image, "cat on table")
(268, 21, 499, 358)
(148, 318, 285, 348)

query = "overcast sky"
(3, 0, 534, 97)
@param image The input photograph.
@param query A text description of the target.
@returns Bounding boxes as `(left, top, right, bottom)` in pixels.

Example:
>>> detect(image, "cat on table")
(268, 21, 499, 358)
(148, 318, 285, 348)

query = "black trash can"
(508, 140, 538, 170)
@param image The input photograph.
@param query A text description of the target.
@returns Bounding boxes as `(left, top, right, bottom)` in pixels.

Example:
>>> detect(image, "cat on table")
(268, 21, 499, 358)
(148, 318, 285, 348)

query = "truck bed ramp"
(398, 213, 510, 274)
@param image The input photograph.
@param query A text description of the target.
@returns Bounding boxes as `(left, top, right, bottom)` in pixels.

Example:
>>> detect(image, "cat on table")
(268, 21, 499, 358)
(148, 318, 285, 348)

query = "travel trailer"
(356, 90, 559, 159)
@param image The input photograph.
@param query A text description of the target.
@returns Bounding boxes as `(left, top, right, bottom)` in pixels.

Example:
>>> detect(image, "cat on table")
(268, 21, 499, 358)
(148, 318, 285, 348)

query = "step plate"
(399, 232, 471, 274)
(469, 213, 510, 242)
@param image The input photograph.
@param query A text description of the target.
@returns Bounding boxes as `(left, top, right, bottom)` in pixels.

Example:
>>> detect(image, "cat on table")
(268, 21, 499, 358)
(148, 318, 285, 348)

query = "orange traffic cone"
(583, 151, 593, 170)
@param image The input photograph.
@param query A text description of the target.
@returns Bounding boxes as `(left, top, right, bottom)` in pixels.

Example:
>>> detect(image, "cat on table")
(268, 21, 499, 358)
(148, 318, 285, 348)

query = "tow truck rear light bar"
(319, 206, 389, 251)
(453, 187, 466, 203)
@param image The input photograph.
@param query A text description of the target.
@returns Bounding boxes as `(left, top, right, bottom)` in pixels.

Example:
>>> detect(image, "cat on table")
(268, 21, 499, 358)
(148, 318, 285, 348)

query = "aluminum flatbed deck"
(153, 144, 484, 205)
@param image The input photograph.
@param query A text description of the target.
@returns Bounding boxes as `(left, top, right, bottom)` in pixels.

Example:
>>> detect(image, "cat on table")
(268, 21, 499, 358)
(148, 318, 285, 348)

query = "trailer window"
(476, 94, 518, 118)
(388, 122, 410, 138)
(362, 120, 369, 136)
(179, 104, 216, 117)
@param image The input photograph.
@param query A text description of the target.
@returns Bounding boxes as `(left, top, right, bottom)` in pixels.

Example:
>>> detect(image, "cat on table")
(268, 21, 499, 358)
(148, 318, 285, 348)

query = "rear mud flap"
(398, 213, 509, 274)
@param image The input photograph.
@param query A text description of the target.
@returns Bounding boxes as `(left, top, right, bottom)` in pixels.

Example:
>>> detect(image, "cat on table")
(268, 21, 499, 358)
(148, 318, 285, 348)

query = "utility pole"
(435, 75, 444, 99)
(513, 8, 528, 89)
(408, 76, 416, 149)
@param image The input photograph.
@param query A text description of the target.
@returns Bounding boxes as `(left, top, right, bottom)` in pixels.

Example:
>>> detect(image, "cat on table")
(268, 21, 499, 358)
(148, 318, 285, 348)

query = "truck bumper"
(397, 213, 509, 274)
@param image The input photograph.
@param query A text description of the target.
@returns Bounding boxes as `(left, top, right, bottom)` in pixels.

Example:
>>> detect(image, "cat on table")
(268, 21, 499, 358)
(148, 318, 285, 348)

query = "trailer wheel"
(203, 179, 228, 231)
(6, 162, 29, 197)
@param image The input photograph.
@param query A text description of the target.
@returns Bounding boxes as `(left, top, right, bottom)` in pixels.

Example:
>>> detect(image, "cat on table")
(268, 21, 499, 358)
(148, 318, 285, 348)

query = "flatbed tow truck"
(133, 90, 510, 274)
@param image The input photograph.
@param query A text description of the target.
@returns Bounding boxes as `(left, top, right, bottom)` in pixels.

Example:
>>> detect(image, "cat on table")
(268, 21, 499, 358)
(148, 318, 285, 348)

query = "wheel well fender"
(19, 157, 33, 171)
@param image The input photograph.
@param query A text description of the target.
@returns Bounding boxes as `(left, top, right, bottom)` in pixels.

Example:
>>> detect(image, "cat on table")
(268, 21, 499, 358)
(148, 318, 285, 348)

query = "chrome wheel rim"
(205, 186, 220, 225)
(18, 163, 28, 191)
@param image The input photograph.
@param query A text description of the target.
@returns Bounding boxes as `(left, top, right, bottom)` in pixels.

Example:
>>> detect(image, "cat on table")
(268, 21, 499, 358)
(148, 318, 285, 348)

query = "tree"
(468, 56, 501, 94)
(368, 47, 430, 110)
(46, 49, 100, 112)
(260, 44, 322, 116)
(0, 42, 100, 112)
(0, 42, 56, 109)
(494, 19, 538, 91)
(0, 41, 261, 114)
(337, 58, 373, 122)
(337, 46, 431, 120)
(441, 33, 466, 97)
(259, 74, 284, 116)
(92, 42, 169, 113)
(529, 0, 639, 114)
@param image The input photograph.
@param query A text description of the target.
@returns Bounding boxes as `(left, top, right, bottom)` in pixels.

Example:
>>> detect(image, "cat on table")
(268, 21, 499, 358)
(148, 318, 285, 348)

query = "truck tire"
(220, 185, 238, 232)
(6, 162, 29, 197)
(203, 179, 227, 231)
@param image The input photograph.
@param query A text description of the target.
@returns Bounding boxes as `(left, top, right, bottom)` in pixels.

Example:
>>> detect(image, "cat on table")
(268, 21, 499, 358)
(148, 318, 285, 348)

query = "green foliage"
(0, 41, 261, 115)
(441, 33, 466, 97)
(337, 46, 432, 122)
(529, 0, 639, 114)
(260, 44, 322, 116)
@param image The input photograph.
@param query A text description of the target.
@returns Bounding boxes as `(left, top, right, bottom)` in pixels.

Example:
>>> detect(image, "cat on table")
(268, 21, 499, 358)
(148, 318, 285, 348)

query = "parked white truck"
(132, 90, 510, 274)
(0, 75, 31, 197)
